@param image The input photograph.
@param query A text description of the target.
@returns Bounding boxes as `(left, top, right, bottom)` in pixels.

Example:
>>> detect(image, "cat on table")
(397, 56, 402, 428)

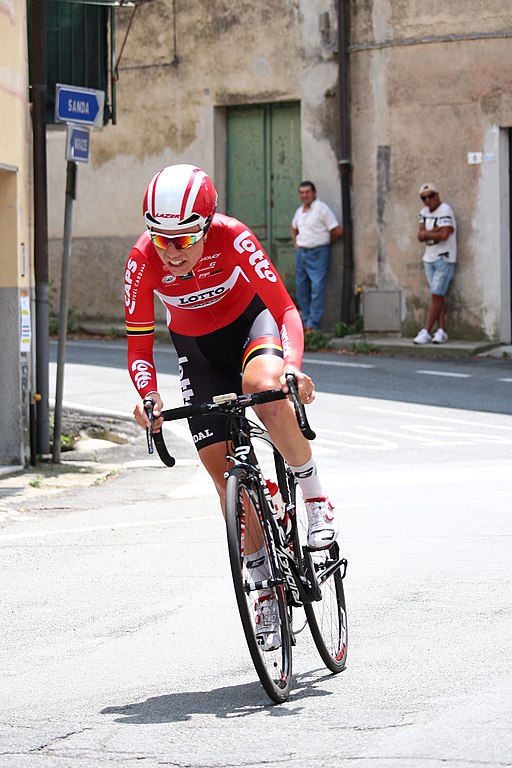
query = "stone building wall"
(47, 0, 344, 328)
(47, 0, 512, 341)
(350, 0, 512, 340)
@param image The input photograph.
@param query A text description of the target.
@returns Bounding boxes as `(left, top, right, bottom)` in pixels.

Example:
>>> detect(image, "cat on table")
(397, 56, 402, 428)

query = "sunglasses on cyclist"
(420, 192, 436, 201)
(148, 229, 205, 250)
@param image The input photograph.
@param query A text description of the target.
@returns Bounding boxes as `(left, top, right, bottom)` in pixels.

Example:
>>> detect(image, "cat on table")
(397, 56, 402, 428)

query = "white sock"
(244, 546, 270, 582)
(289, 456, 326, 500)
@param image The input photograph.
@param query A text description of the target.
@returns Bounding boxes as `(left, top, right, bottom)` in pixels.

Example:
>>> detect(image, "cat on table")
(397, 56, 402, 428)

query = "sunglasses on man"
(420, 192, 436, 202)
(148, 229, 205, 250)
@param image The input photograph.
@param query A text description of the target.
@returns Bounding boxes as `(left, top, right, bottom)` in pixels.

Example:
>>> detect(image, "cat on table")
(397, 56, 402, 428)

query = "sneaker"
(432, 328, 448, 344)
(413, 328, 432, 345)
(254, 594, 281, 651)
(306, 498, 338, 550)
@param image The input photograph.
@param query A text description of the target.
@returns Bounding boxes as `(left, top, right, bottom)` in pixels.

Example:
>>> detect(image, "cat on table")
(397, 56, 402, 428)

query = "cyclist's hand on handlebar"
(279, 367, 316, 405)
(134, 392, 164, 431)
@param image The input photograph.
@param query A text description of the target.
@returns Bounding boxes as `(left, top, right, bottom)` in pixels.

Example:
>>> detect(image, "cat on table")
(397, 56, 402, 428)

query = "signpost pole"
(52, 161, 77, 464)
(51, 82, 102, 462)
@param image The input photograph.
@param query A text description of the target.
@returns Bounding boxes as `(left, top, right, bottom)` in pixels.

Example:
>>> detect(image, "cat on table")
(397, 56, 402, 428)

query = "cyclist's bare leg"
(198, 442, 263, 555)
(197, 442, 228, 513)
(242, 355, 312, 468)
(198, 355, 316, 556)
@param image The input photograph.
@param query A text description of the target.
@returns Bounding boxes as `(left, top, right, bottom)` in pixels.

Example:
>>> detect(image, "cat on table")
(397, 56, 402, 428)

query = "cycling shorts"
(171, 296, 283, 450)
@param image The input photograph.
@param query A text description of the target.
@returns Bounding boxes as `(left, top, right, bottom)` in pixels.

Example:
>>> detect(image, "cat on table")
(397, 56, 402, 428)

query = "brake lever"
(285, 372, 316, 440)
(144, 397, 155, 455)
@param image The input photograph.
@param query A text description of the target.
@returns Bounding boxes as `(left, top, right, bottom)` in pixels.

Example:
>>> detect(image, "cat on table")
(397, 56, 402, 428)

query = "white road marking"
(360, 404, 512, 431)
(0, 514, 219, 543)
(416, 370, 471, 378)
(303, 357, 375, 369)
(498, 378, 512, 382)
(313, 431, 398, 450)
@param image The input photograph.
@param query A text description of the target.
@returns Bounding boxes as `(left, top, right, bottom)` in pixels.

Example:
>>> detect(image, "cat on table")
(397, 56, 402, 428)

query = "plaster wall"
(46, 0, 343, 326)
(0, 0, 32, 289)
(0, 0, 33, 465)
(350, 0, 512, 340)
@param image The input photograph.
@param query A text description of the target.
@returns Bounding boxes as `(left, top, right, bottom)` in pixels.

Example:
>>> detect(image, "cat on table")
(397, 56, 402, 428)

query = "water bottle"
(266, 479, 292, 537)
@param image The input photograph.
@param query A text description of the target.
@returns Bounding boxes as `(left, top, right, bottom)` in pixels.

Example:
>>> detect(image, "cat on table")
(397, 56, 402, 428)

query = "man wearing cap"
(413, 183, 457, 345)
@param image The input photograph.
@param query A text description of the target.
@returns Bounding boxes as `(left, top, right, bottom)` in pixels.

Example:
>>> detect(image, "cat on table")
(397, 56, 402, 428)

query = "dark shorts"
(170, 296, 283, 450)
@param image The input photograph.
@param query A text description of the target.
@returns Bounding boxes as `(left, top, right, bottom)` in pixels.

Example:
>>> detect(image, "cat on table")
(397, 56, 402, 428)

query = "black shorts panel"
(170, 295, 282, 449)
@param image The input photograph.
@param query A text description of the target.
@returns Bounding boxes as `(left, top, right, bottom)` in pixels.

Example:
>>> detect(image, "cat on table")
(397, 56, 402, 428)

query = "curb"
(327, 336, 509, 359)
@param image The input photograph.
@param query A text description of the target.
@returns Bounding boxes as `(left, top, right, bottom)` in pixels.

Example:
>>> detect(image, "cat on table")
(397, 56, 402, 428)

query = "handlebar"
(144, 372, 316, 468)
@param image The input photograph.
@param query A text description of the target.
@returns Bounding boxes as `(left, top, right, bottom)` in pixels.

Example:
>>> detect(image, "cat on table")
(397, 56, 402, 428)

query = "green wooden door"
(227, 102, 301, 295)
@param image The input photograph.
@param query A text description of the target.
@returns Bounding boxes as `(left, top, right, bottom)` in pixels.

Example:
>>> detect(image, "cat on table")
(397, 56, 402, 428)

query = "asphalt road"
(52, 337, 512, 415)
(0, 340, 510, 767)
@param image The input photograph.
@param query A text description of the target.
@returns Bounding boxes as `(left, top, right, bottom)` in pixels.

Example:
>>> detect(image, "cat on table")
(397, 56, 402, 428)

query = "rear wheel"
(225, 466, 292, 703)
(304, 545, 348, 672)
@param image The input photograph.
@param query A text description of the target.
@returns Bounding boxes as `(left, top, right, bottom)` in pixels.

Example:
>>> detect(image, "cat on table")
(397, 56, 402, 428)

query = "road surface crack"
(28, 727, 92, 752)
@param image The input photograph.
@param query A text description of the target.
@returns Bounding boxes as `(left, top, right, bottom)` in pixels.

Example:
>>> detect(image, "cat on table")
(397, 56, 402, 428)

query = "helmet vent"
(179, 213, 200, 226)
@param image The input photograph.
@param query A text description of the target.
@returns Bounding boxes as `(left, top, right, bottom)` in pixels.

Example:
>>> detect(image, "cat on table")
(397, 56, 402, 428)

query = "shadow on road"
(101, 668, 337, 721)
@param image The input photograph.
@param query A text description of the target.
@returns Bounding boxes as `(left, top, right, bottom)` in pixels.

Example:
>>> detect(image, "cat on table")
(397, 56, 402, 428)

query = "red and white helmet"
(143, 164, 218, 233)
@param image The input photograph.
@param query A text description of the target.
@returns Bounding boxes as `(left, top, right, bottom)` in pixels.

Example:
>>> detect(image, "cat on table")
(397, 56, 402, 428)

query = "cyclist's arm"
(125, 247, 160, 399)
(226, 219, 304, 369)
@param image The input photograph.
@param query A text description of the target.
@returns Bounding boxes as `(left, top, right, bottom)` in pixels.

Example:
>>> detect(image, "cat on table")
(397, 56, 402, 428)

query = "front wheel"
(225, 466, 292, 703)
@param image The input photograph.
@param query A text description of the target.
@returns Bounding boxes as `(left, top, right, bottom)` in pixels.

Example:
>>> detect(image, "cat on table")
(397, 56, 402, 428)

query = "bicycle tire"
(295, 498, 348, 673)
(225, 466, 293, 703)
(304, 547, 348, 672)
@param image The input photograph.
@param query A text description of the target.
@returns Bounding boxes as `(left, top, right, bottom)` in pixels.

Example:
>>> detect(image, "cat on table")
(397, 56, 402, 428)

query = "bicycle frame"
(144, 376, 346, 608)
(225, 409, 342, 608)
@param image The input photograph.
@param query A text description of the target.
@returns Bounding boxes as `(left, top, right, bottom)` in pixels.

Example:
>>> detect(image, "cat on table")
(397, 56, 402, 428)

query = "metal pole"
(52, 161, 77, 464)
(338, 0, 355, 324)
(30, 0, 51, 456)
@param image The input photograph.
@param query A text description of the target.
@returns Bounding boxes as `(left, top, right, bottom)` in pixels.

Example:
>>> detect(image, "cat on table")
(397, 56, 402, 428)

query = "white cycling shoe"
(306, 498, 338, 550)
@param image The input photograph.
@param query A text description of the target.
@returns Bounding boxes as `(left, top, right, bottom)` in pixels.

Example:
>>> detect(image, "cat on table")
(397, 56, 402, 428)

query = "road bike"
(144, 374, 348, 703)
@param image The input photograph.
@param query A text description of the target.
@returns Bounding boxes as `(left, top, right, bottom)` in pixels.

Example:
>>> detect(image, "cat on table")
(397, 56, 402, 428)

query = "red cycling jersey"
(125, 213, 304, 397)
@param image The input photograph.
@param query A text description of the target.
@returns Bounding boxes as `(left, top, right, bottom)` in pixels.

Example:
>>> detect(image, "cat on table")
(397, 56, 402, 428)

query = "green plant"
(49, 305, 81, 335)
(304, 330, 330, 351)
(60, 433, 76, 451)
(334, 321, 350, 338)
(29, 475, 43, 488)
(334, 314, 364, 338)
(350, 341, 380, 354)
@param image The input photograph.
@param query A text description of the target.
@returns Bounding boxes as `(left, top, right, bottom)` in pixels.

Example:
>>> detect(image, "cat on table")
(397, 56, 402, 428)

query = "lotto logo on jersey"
(233, 230, 277, 283)
(156, 267, 242, 310)
(131, 359, 154, 391)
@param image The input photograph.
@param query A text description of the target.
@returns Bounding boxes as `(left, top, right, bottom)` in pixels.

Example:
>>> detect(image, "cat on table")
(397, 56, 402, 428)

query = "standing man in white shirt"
(290, 181, 343, 332)
(413, 182, 457, 345)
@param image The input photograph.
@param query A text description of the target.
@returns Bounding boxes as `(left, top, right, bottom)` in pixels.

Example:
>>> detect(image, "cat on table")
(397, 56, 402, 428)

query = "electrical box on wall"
(363, 290, 401, 332)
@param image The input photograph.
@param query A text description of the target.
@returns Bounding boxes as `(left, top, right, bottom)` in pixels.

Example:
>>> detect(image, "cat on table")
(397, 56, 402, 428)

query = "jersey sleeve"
(124, 247, 159, 398)
(226, 219, 304, 369)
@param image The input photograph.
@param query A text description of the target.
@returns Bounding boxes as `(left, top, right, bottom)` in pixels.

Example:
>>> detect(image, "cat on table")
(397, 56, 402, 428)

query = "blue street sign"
(55, 84, 105, 129)
(66, 124, 90, 163)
